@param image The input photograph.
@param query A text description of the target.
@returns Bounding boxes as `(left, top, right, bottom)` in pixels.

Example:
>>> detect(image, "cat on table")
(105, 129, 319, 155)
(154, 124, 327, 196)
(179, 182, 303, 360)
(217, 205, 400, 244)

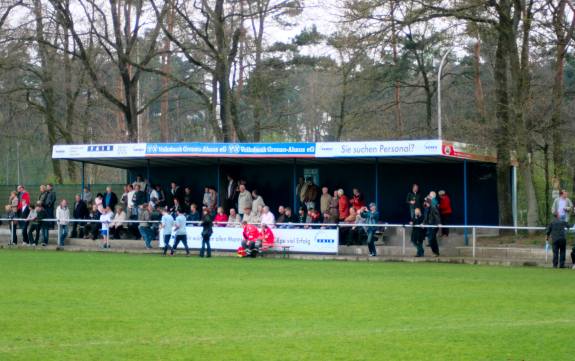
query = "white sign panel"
(315, 140, 443, 158)
(52, 143, 147, 159)
(160, 226, 339, 254)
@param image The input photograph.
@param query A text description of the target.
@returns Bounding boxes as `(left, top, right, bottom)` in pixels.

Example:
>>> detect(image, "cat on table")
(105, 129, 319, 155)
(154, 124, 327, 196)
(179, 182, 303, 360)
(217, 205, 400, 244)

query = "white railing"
(0, 217, 552, 261)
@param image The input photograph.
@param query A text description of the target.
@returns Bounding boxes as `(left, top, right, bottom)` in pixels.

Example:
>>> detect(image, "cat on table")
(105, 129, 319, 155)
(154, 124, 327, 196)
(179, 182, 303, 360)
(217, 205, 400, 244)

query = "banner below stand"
(159, 226, 339, 254)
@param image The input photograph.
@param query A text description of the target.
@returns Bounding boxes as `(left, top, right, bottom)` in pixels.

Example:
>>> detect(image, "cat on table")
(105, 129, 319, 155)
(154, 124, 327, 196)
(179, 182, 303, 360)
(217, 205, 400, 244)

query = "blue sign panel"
(146, 143, 316, 157)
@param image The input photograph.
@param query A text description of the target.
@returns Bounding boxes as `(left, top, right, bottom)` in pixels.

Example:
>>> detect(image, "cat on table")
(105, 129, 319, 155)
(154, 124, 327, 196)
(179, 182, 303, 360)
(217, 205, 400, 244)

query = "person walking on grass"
(200, 208, 213, 258)
(546, 213, 570, 269)
(56, 199, 70, 248)
(160, 207, 175, 256)
(171, 208, 190, 256)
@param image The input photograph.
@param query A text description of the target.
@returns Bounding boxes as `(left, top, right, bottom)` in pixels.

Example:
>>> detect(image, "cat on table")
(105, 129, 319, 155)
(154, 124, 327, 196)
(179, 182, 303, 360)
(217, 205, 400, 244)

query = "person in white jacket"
(110, 206, 126, 239)
(56, 200, 70, 247)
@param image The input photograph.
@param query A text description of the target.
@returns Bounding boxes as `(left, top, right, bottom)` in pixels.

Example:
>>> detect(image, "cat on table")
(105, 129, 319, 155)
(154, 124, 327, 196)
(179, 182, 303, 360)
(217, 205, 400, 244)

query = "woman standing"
(200, 209, 213, 258)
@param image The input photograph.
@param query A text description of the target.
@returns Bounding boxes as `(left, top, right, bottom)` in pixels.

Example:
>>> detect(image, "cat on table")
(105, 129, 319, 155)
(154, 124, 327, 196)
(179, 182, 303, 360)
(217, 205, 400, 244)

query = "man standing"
(56, 199, 70, 247)
(200, 208, 213, 258)
(360, 203, 379, 257)
(19, 199, 30, 245)
(138, 204, 154, 249)
(337, 189, 349, 221)
(424, 192, 441, 257)
(160, 207, 175, 256)
(551, 190, 573, 222)
(103, 186, 118, 211)
(546, 213, 570, 269)
(168, 182, 184, 209)
(406, 184, 423, 220)
(320, 187, 332, 216)
(37, 185, 47, 207)
(438, 190, 453, 237)
(237, 184, 252, 220)
(17, 185, 31, 213)
(71, 194, 88, 238)
(44, 184, 57, 229)
(132, 175, 147, 193)
(81, 187, 93, 204)
(171, 208, 190, 256)
(225, 175, 238, 212)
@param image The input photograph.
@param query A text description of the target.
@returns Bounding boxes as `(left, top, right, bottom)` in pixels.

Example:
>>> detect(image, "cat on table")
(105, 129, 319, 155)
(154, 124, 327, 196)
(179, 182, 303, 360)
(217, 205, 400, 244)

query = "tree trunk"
(473, 39, 486, 120)
(494, 23, 513, 227)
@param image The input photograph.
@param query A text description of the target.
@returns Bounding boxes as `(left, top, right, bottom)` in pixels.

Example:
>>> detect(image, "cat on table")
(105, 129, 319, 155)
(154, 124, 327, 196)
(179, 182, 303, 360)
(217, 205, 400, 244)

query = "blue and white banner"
(160, 226, 339, 254)
(52, 143, 147, 159)
(146, 142, 316, 157)
(315, 140, 443, 158)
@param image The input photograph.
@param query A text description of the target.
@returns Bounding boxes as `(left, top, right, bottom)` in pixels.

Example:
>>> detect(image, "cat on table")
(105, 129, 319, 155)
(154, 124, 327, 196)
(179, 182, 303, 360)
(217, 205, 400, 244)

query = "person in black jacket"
(406, 184, 423, 220)
(102, 186, 118, 211)
(44, 184, 57, 229)
(424, 193, 441, 257)
(546, 214, 570, 269)
(200, 209, 213, 258)
(410, 208, 426, 257)
(71, 194, 89, 238)
(19, 200, 30, 245)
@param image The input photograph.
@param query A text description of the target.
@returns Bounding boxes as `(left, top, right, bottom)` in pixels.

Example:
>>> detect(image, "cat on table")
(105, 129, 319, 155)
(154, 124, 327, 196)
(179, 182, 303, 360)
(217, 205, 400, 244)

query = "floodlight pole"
(437, 48, 452, 140)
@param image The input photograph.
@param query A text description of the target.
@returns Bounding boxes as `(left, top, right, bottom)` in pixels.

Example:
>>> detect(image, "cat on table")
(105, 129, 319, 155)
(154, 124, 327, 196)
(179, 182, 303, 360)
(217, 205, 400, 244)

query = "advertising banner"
(52, 143, 147, 159)
(315, 140, 443, 158)
(160, 226, 339, 254)
(146, 142, 316, 158)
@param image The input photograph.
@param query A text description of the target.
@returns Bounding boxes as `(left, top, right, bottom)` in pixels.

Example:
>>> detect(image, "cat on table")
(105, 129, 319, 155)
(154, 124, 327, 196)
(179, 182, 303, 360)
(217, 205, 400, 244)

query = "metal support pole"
(463, 160, 469, 246)
(472, 226, 476, 259)
(81, 162, 85, 196)
(374, 158, 379, 207)
(512, 165, 518, 235)
(292, 158, 297, 211)
(402, 227, 406, 256)
(437, 48, 452, 140)
(216, 159, 221, 207)
(57, 222, 61, 248)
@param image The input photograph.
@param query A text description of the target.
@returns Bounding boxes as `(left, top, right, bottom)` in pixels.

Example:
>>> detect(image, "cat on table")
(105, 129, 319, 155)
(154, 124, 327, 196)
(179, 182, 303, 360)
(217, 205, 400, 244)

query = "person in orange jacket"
(259, 223, 275, 251)
(337, 189, 349, 221)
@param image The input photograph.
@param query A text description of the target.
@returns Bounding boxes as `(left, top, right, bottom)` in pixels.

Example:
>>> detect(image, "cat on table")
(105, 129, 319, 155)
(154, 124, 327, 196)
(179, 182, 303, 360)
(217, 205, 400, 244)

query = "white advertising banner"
(159, 226, 339, 254)
(52, 143, 147, 159)
(315, 140, 443, 158)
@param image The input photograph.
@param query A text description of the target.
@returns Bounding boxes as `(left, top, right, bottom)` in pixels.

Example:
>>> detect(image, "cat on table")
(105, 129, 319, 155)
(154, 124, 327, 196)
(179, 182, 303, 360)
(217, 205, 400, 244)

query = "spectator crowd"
(3, 176, 454, 257)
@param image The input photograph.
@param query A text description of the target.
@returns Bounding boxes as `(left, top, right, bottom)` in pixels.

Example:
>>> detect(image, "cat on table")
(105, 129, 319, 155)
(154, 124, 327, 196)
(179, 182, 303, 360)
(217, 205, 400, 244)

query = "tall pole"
(16, 140, 21, 185)
(437, 48, 452, 140)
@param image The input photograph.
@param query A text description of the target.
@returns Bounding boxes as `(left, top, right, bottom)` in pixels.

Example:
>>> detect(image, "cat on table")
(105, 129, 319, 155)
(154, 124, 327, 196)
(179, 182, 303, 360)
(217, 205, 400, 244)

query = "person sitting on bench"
(259, 223, 275, 252)
(240, 221, 260, 257)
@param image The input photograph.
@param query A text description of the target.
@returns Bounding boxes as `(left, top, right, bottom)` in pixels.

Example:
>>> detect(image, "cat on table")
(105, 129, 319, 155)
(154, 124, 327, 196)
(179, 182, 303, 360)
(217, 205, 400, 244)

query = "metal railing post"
(57, 222, 61, 248)
(402, 227, 406, 256)
(472, 227, 476, 259)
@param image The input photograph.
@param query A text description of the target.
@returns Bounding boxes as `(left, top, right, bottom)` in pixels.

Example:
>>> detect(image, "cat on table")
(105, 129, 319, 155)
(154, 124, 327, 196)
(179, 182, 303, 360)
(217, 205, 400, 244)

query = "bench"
(260, 243, 292, 258)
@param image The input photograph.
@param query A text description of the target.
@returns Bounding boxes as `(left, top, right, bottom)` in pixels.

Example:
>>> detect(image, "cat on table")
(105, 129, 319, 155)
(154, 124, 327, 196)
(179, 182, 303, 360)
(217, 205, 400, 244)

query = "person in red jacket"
(350, 188, 366, 211)
(17, 185, 31, 213)
(438, 190, 452, 237)
(240, 221, 260, 257)
(214, 206, 229, 227)
(259, 224, 275, 251)
(337, 189, 349, 221)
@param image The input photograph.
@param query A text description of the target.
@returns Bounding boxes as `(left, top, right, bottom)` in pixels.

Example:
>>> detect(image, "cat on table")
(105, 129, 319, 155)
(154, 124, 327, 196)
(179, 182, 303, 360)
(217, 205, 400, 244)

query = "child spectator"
(100, 207, 113, 249)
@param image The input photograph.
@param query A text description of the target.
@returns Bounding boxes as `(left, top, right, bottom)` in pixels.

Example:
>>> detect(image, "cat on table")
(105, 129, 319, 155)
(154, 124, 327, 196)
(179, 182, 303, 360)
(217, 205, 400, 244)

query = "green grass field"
(0, 250, 573, 361)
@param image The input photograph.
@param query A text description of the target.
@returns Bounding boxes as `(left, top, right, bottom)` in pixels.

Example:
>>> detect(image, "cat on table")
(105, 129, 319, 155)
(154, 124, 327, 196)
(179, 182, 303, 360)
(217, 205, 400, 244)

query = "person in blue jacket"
(360, 203, 379, 257)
